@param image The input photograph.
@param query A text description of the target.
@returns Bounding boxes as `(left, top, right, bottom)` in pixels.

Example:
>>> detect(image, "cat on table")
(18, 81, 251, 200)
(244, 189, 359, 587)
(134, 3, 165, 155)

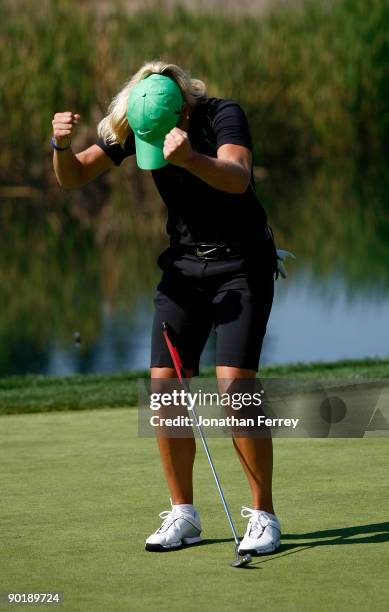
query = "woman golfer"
(52, 61, 281, 555)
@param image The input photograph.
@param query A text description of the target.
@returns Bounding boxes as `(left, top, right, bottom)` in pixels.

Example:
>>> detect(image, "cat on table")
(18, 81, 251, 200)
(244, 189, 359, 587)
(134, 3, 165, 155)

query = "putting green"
(1, 409, 388, 611)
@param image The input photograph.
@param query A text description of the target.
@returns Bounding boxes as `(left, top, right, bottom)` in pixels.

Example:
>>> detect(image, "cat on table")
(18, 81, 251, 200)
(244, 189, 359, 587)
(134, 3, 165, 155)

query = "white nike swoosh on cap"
(137, 129, 152, 136)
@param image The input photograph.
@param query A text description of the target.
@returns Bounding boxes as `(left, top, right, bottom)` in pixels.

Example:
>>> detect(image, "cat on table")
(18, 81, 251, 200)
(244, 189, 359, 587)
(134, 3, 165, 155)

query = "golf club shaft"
(185, 385, 241, 547)
(161, 322, 240, 547)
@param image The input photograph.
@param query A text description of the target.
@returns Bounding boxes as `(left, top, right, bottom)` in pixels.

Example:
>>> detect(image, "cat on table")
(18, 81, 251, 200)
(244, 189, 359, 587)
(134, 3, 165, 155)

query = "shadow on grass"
(196, 538, 260, 570)
(152, 537, 260, 569)
(197, 537, 235, 546)
(146, 537, 235, 553)
(252, 522, 389, 565)
(147, 523, 388, 570)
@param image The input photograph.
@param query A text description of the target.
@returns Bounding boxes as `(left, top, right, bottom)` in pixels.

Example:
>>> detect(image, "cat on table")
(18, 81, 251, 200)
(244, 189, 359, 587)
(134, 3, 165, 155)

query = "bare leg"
(216, 366, 275, 514)
(150, 367, 195, 504)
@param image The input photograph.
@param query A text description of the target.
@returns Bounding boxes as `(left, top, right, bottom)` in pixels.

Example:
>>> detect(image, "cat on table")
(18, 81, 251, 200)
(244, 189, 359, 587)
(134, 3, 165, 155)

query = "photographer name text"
(149, 415, 300, 429)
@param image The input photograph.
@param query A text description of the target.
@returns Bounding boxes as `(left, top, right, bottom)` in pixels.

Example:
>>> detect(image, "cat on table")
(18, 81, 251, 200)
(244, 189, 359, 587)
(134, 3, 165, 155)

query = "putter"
(161, 321, 252, 568)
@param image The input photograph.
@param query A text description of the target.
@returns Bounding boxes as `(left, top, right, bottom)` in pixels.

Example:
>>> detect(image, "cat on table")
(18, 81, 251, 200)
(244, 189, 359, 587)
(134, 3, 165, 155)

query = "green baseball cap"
(126, 74, 184, 170)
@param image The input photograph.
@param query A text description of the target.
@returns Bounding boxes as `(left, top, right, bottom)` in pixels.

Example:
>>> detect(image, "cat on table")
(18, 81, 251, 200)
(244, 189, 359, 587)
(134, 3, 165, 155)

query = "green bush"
(0, 0, 388, 184)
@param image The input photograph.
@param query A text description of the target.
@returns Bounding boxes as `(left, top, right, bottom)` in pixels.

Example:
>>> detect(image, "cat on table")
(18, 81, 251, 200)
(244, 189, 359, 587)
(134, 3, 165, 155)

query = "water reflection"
(270, 270, 389, 364)
(1, 165, 388, 376)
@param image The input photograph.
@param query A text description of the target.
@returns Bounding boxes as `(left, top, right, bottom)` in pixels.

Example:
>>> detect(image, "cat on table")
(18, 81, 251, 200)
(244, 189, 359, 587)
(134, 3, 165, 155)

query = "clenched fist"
(52, 111, 80, 148)
(163, 127, 194, 167)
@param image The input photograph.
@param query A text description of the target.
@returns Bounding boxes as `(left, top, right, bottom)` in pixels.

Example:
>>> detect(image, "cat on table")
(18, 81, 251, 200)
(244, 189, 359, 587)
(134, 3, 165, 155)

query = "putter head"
(231, 552, 252, 568)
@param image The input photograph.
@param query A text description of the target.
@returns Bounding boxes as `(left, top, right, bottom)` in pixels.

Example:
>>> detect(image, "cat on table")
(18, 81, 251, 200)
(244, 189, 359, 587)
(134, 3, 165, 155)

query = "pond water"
(1, 166, 388, 376)
(38, 270, 389, 377)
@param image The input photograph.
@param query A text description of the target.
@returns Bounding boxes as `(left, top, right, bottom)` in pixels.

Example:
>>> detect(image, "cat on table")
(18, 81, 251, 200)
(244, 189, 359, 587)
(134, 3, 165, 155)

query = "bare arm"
(52, 112, 114, 189)
(163, 128, 251, 194)
(53, 144, 114, 189)
(181, 144, 251, 193)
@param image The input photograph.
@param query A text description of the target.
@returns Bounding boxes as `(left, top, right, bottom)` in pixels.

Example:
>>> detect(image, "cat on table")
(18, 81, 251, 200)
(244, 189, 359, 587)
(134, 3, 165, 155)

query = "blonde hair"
(97, 60, 208, 146)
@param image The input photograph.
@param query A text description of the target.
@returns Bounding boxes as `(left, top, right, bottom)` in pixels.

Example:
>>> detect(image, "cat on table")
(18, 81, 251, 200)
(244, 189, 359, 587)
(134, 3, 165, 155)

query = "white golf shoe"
(238, 507, 281, 555)
(145, 503, 202, 552)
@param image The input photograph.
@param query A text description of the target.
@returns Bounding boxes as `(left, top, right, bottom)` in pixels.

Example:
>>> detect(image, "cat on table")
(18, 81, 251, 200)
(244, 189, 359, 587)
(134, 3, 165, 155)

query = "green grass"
(0, 357, 389, 415)
(0, 408, 388, 611)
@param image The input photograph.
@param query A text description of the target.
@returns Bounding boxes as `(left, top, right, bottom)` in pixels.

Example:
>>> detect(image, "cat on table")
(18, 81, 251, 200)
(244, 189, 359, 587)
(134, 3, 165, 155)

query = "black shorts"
(150, 240, 277, 375)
